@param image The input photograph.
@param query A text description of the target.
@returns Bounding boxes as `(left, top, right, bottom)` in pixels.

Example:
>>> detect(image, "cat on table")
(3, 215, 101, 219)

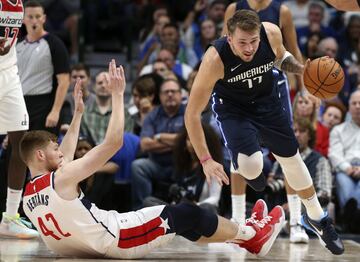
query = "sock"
(231, 194, 246, 224)
(300, 193, 324, 221)
(235, 224, 256, 241)
(287, 194, 302, 226)
(5, 188, 23, 218)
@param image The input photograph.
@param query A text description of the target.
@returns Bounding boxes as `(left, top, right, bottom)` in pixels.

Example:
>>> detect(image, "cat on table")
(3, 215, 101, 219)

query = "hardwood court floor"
(1, 236, 359, 261)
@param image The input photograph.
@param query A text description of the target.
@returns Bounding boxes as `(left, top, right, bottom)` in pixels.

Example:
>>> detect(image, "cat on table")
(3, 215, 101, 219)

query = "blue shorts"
(211, 90, 298, 170)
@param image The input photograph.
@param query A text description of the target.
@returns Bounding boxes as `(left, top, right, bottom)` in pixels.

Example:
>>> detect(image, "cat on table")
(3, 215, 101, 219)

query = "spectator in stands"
(320, 101, 347, 131)
(140, 46, 193, 82)
(267, 117, 332, 243)
(144, 124, 223, 214)
(293, 92, 331, 156)
(60, 63, 96, 135)
(283, 0, 311, 28)
(80, 71, 111, 146)
(140, 23, 198, 69)
(139, 5, 170, 47)
(138, 14, 171, 63)
(329, 90, 360, 211)
(338, 14, 360, 68)
(125, 74, 160, 136)
(182, 0, 226, 49)
(131, 79, 185, 209)
(297, 1, 336, 54)
(17, 0, 70, 135)
(193, 19, 217, 60)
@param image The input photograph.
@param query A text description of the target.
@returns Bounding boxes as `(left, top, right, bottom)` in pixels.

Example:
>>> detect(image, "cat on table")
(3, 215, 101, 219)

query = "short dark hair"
(294, 117, 316, 149)
(71, 63, 90, 77)
(227, 10, 261, 35)
(20, 130, 57, 163)
(24, 0, 44, 11)
(132, 75, 157, 97)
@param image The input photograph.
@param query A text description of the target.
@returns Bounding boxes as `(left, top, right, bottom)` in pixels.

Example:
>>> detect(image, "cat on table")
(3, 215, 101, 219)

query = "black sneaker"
(301, 212, 344, 255)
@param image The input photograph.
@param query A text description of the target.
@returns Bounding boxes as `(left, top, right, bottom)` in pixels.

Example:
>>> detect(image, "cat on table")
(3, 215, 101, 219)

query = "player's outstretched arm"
(185, 47, 229, 186)
(59, 78, 84, 163)
(264, 22, 304, 75)
(57, 60, 125, 187)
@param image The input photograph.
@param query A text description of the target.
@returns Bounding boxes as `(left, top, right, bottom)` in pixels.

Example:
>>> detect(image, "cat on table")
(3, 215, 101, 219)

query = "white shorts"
(0, 65, 28, 134)
(105, 205, 175, 259)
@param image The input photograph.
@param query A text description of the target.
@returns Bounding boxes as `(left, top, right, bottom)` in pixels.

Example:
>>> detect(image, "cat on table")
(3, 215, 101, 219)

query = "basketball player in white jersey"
(0, 0, 39, 238)
(20, 60, 286, 259)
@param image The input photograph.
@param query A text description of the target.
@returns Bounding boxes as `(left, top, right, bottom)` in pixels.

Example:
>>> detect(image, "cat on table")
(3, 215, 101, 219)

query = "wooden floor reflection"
(1, 236, 359, 261)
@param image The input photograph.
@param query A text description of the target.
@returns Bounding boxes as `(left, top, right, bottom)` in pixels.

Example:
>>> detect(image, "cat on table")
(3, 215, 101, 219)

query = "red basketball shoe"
(240, 205, 285, 257)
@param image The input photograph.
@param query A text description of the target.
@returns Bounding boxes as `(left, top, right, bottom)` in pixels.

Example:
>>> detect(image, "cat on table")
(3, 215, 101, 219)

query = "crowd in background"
(1, 0, 360, 235)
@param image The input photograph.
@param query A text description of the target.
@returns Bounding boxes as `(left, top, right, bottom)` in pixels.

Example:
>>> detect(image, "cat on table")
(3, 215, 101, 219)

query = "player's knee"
(273, 151, 313, 191)
(237, 151, 263, 180)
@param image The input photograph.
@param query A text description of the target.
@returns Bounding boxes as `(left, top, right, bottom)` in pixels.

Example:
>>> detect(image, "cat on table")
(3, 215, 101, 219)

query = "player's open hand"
(202, 159, 229, 186)
(107, 59, 126, 95)
(73, 78, 84, 114)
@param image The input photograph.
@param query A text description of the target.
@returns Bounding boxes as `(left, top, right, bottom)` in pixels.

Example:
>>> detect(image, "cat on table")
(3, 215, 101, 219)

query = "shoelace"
(245, 212, 273, 229)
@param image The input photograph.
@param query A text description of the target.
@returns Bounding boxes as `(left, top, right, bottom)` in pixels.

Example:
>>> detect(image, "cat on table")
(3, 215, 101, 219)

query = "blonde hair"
(292, 91, 318, 129)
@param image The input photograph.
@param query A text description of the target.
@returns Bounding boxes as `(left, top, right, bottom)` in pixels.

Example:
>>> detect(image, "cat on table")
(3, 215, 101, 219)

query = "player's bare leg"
(0, 131, 39, 239)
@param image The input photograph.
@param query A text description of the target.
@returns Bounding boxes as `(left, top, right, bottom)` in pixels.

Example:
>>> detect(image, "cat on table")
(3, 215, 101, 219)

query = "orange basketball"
(303, 57, 344, 99)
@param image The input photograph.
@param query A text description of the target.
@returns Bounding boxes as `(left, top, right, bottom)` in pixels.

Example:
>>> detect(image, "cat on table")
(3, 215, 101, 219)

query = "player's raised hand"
(202, 159, 229, 186)
(107, 59, 126, 95)
(73, 78, 84, 114)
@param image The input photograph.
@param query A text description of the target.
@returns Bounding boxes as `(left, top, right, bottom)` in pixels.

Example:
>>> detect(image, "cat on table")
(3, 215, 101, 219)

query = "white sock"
(235, 224, 256, 241)
(300, 193, 324, 221)
(231, 194, 246, 224)
(287, 194, 302, 226)
(5, 188, 23, 217)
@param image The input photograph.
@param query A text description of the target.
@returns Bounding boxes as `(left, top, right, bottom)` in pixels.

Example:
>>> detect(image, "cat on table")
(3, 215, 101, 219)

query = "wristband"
(200, 155, 212, 164)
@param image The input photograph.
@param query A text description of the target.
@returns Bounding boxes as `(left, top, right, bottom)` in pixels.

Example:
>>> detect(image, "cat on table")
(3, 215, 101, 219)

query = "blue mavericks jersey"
(212, 25, 276, 106)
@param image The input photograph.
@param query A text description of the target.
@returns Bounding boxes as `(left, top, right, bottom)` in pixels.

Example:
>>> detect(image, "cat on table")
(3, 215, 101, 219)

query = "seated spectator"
(144, 124, 223, 214)
(140, 23, 198, 69)
(139, 5, 170, 48)
(140, 46, 193, 82)
(125, 74, 160, 136)
(131, 79, 185, 210)
(283, 0, 311, 28)
(182, 0, 225, 49)
(60, 63, 96, 135)
(329, 90, 360, 213)
(297, 2, 336, 55)
(293, 92, 329, 156)
(320, 101, 347, 131)
(80, 71, 111, 146)
(193, 19, 217, 60)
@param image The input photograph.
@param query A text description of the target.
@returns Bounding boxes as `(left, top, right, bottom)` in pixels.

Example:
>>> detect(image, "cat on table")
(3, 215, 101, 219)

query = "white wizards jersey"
(0, 0, 23, 71)
(23, 172, 116, 257)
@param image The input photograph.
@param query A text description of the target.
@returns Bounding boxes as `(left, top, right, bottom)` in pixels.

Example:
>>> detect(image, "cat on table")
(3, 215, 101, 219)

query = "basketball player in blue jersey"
(325, 0, 360, 11)
(222, 0, 309, 244)
(185, 10, 344, 255)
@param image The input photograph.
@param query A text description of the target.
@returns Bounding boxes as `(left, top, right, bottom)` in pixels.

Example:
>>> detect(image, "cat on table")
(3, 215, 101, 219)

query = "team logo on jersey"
(227, 61, 274, 83)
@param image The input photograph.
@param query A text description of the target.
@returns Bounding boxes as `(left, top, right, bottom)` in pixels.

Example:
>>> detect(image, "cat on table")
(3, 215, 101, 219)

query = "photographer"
(144, 124, 223, 214)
